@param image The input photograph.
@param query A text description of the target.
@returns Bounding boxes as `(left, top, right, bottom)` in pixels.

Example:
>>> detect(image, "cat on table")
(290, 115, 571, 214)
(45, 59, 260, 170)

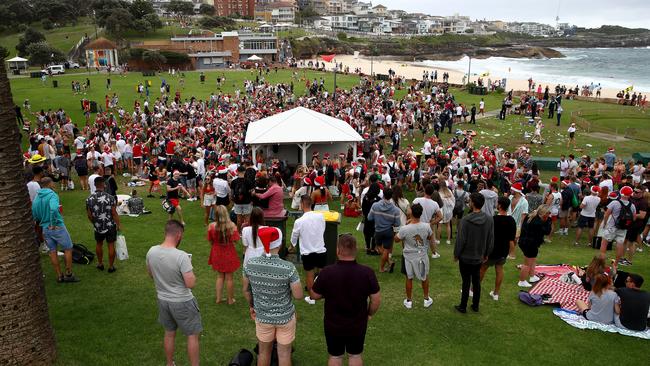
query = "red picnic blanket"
(529, 276, 589, 311)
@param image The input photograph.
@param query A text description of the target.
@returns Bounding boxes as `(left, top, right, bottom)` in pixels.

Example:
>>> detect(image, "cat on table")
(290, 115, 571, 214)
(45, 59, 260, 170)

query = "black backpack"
(615, 199, 634, 230)
(72, 244, 94, 264)
(453, 190, 466, 216)
(229, 348, 253, 366)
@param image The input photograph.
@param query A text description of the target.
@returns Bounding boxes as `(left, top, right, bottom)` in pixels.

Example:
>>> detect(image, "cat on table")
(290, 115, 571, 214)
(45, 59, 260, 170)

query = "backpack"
(228, 348, 253, 366)
(615, 199, 634, 230)
(453, 190, 466, 216)
(72, 244, 95, 264)
(518, 291, 543, 306)
(234, 178, 248, 203)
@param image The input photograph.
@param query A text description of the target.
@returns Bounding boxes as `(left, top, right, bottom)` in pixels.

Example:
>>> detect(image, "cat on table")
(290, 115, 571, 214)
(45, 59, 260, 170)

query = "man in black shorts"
(290, 196, 327, 304)
(86, 177, 121, 272)
(311, 234, 381, 366)
(480, 197, 515, 301)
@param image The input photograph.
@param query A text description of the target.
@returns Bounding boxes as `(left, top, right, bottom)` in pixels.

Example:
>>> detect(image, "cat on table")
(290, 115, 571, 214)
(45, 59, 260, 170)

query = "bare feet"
(228, 299, 236, 305)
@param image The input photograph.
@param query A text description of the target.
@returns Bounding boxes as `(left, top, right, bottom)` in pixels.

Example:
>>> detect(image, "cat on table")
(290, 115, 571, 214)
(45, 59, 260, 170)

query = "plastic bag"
(116, 234, 129, 261)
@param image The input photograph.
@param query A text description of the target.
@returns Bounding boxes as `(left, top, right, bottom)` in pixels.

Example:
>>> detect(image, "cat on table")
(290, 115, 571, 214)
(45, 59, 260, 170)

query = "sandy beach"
(305, 54, 624, 99)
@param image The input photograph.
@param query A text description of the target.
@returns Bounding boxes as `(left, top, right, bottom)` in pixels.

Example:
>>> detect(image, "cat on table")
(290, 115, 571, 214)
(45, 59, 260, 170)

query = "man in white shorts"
(601, 186, 636, 264)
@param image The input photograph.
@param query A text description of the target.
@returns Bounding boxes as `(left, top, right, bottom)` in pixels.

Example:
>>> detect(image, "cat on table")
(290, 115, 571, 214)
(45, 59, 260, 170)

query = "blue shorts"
(43, 226, 73, 252)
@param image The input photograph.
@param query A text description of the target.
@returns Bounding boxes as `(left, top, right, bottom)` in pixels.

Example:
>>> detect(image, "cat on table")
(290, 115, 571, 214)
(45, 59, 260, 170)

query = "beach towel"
(553, 308, 650, 340)
(529, 276, 589, 311)
(533, 264, 575, 278)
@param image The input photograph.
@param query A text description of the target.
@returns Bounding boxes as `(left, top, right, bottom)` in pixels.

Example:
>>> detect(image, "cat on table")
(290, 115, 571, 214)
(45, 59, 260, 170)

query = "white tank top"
(551, 192, 561, 214)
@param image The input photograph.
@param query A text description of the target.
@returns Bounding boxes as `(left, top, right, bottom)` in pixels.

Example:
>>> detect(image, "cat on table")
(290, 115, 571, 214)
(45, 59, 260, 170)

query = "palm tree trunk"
(0, 54, 56, 364)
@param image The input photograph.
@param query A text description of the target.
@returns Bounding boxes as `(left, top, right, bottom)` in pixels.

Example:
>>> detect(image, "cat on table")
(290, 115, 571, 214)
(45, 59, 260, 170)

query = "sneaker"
(63, 273, 80, 283)
(454, 305, 467, 314)
(304, 296, 316, 305)
(459, 289, 473, 297)
(529, 275, 541, 283)
(489, 291, 499, 301)
(423, 297, 433, 308)
(544, 238, 552, 243)
(518, 280, 532, 288)
(636, 248, 643, 253)
(403, 299, 413, 309)
(574, 242, 580, 246)
(446, 240, 451, 245)
(431, 252, 441, 259)
(554, 230, 564, 235)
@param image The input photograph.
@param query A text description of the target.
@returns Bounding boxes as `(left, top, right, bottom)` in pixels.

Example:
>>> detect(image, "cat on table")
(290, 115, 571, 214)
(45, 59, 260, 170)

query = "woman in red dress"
(208, 205, 240, 304)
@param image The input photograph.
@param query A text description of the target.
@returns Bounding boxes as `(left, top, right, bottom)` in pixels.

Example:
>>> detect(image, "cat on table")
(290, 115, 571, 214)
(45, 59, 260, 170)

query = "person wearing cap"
(146, 220, 202, 366)
(32, 177, 80, 283)
(575, 185, 602, 246)
(507, 182, 528, 259)
(243, 225, 303, 366)
(311, 175, 332, 211)
(621, 186, 648, 265)
(291, 196, 326, 305)
(310, 234, 381, 366)
(604, 148, 616, 172)
(454, 192, 494, 313)
(601, 185, 637, 264)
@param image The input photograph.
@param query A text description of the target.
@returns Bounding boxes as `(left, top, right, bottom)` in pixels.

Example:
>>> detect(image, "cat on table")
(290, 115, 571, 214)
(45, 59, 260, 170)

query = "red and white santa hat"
(303, 177, 312, 186)
(590, 185, 601, 194)
(258, 227, 282, 257)
(314, 175, 325, 187)
(217, 166, 228, 175)
(620, 186, 633, 197)
(511, 182, 523, 194)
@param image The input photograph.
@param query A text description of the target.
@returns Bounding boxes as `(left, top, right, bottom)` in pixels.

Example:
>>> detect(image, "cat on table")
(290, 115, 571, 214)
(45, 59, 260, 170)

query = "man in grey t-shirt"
(146, 220, 201, 366)
(395, 203, 434, 309)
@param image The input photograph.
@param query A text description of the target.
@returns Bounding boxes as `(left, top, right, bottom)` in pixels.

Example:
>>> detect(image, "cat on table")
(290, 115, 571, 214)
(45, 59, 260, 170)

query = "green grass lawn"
(0, 21, 97, 58)
(13, 69, 649, 364)
(44, 181, 649, 366)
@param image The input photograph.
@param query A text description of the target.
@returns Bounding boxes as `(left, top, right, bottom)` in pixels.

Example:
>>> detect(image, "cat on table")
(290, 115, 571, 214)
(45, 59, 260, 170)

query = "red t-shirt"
(133, 144, 142, 158)
(166, 141, 176, 155)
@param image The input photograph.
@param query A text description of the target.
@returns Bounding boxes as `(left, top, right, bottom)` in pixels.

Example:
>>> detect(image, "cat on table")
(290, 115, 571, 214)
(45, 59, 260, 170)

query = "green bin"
(319, 211, 341, 266)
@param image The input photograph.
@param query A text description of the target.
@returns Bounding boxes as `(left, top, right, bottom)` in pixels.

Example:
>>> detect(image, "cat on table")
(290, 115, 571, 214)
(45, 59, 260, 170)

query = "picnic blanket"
(553, 308, 650, 339)
(529, 276, 589, 311)
(533, 264, 576, 278)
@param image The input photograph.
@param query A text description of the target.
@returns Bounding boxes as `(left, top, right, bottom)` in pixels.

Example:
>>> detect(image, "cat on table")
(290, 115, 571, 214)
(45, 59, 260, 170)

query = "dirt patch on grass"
(586, 132, 629, 142)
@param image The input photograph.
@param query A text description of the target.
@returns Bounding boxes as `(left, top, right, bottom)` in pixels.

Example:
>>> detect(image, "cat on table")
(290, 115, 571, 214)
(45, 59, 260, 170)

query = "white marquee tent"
(6, 56, 28, 70)
(245, 107, 364, 166)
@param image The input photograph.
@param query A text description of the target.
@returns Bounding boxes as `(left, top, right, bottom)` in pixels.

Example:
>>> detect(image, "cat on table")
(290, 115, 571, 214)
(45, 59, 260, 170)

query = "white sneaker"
(518, 280, 532, 288)
(423, 297, 433, 308)
(459, 289, 473, 297)
(489, 291, 499, 301)
(529, 275, 541, 283)
(446, 240, 451, 245)
(304, 296, 316, 305)
(403, 299, 413, 309)
(431, 252, 441, 259)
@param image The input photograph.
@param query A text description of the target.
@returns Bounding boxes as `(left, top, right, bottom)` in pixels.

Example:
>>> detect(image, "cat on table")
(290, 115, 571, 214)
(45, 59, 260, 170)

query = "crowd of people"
(22, 67, 650, 365)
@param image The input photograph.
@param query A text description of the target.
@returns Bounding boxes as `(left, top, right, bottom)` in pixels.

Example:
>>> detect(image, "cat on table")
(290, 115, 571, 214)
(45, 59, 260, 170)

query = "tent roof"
(245, 107, 363, 145)
(7, 56, 28, 62)
(85, 37, 117, 50)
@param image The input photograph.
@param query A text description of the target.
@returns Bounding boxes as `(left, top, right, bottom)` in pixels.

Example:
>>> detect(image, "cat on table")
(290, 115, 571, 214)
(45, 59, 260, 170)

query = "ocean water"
(420, 47, 650, 92)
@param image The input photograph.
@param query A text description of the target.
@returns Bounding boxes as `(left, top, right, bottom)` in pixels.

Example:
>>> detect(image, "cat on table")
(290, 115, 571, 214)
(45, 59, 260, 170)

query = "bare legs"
(216, 272, 235, 304)
(163, 331, 199, 366)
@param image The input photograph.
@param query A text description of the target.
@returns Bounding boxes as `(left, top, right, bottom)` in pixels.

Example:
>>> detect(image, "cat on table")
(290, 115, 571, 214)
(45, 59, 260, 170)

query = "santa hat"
(217, 166, 228, 175)
(346, 194, 354, 200)
(608, 147, 615, 152)
(608, 191, 619, 199)
(583, 177, 591, 184)
(561, 180, 570, 186)
(471, 169, 479, 177)
(511, 182, 523, 194)
(590, 185, 601, 194)
(503, 167, 512, 174)
(303, 177, 312, 186)
(314, 175, 325, 187)
(324, 153, 330, 159)
(258, 227, 282, 257)
(481, 173, 489, 180)
(312, 151, 319, 157)
(620, 186, 633, 197)
(551, 176, 559, 183)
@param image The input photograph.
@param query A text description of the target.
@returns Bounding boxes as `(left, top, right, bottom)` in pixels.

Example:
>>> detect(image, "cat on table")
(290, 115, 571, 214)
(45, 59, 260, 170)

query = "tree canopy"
(25, 42, 66, 67)
(16, 28, 46, 57)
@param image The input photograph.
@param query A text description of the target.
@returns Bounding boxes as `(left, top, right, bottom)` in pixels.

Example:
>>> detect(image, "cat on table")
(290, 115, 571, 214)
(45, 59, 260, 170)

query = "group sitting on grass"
(22, 69, 650, 366)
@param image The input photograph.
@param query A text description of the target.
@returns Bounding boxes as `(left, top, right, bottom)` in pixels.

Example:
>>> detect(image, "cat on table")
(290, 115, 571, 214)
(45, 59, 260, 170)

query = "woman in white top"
(241, 208, 282, 271)
(567, 123, 577, 148)
(291, 177, 313, 210)
(438, 179, 456, 245)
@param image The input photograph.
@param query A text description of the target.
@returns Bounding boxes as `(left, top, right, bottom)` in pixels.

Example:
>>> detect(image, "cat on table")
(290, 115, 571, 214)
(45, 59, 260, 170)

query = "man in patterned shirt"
(86, 176, 121, 273)
(243, 226, 303, 366)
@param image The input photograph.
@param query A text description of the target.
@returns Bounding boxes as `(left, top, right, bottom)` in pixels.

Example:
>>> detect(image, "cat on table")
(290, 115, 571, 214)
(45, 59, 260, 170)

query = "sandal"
(96, 264, 105, 271)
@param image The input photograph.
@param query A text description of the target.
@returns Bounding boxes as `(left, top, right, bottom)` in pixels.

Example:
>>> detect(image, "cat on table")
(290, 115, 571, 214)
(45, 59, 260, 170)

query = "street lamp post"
(467, 55, 472, 86)
(333, 64, 338, 100)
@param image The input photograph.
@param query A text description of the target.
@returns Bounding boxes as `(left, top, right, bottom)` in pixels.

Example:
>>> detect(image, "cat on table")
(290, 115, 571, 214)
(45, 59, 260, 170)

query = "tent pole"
(298, 143, 312, 167)
(251, 145, 257, 167)
(352, 143, 358, 160)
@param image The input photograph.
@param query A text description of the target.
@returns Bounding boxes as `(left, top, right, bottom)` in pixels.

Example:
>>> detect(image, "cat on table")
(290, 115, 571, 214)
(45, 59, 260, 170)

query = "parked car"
(41, 65, 65, 75)
(65, 61, 80, 69)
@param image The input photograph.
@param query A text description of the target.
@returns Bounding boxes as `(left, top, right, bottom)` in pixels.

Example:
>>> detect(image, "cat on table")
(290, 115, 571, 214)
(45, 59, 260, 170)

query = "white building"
(442, 14, 470, 34)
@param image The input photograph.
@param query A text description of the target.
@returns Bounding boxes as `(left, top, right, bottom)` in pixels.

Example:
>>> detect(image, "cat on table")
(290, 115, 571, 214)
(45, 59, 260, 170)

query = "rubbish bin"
(89, 101, 98, 113)
(200, 74, 206, 83)
(52, 80, 58, 88)
(265, 213, 288, 259)
(319, 211, 341, 266)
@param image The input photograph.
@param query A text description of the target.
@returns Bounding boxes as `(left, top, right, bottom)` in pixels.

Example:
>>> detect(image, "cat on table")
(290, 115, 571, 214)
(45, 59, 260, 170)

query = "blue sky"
(376, 0, 650, 28)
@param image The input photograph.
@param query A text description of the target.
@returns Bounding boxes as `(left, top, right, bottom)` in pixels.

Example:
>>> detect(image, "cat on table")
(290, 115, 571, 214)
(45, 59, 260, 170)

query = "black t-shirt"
(312, 260, 380, 336)
(167, 178, 180, 199)
(491, 215, 516, 260)
(631, 197, 648, 228)
(615, 287, 650, 331)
